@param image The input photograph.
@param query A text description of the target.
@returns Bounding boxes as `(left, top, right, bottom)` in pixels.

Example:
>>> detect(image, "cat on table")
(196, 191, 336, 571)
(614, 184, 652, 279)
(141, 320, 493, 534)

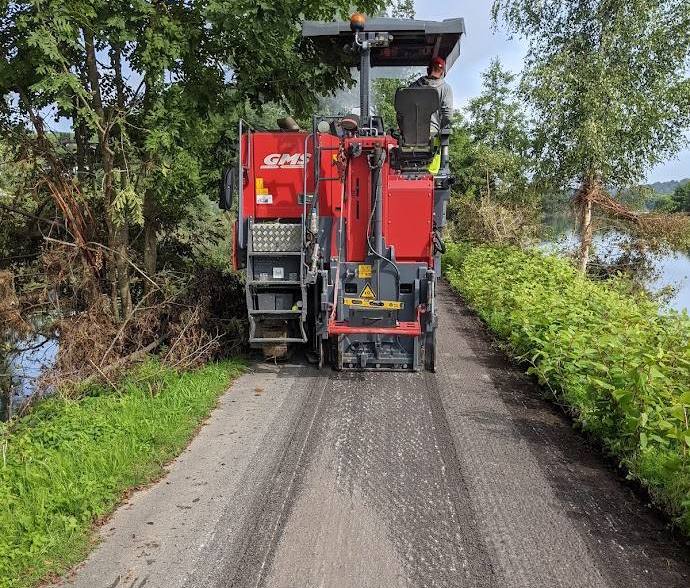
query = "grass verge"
(0, 360, 244, 588)
(443, 243, 690, 534)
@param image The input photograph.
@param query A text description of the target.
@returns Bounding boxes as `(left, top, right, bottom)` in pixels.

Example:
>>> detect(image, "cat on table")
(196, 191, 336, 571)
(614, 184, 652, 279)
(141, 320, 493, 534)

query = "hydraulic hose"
(366, 147, 400, 299)
(330, 176, 347, 322)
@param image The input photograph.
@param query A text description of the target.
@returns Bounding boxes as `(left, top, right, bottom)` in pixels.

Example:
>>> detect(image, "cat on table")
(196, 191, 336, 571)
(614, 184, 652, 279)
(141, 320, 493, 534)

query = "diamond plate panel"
(252, 223, 302, 252)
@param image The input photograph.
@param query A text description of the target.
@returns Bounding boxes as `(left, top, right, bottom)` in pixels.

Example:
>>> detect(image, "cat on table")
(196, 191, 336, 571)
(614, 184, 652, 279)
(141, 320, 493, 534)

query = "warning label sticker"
(358, 264, 373, 279)
(360, 284, 376, 299)
(344, 298, 403, 310)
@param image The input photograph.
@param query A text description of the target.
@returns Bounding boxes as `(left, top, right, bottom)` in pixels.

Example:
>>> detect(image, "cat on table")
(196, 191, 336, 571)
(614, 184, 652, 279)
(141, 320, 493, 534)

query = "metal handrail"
(302, 132, 314, 249)
(237, 118, 256, 249)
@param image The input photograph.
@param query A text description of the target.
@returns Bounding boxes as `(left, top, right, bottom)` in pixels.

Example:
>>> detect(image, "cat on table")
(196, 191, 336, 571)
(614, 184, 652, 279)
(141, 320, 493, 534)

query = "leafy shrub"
(443, 243, 690, 532)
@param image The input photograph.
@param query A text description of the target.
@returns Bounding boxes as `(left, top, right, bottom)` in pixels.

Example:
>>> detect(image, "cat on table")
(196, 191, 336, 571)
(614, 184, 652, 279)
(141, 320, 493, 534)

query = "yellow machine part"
(344, 298, 404, 310)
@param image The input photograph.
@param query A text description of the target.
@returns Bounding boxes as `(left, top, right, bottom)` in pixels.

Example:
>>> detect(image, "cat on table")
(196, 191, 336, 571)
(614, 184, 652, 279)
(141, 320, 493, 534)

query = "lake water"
(2, 333, 58, 419)
(543, 215, 690, 314)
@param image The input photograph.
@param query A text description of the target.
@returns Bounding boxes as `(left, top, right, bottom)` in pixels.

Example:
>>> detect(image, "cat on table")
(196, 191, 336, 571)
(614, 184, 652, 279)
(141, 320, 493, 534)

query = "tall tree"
(671, 182, 690, 212)
(465, 59, 532, 203)
(389, 0, 414, 18)
(0, 0, 389, 318)
(493, 0, 690, 272)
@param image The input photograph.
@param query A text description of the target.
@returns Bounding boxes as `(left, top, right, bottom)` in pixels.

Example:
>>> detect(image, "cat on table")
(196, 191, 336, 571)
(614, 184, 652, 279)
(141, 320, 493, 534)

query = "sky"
(412, 0, 690, 184)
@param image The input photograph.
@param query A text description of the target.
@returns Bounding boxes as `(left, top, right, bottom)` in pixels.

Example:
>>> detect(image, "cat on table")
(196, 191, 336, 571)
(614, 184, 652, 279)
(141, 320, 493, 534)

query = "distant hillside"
(645, 178, 690, 194)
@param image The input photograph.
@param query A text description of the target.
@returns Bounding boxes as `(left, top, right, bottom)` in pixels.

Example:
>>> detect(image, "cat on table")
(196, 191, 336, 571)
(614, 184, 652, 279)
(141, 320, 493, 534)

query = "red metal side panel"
(341, 136, 398, 262)
(240, 132, 341, 223)
(385, 173, 434, 263)
(317, 133, 341, 218)
(249, 132, 310, 219)
(344, 153, 372, 262)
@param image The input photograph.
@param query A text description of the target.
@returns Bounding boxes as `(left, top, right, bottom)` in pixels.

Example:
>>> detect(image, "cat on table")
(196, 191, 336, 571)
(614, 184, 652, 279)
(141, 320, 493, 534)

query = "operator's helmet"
(428, 56, 446, 76)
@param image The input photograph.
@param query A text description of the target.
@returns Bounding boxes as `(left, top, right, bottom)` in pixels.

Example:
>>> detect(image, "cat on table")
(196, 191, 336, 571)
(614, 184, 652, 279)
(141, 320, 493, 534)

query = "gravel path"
(56, 282, 690, 588)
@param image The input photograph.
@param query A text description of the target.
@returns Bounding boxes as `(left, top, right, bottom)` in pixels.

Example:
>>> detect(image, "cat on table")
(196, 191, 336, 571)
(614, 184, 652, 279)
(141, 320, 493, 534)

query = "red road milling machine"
(219, 14, 465, 372)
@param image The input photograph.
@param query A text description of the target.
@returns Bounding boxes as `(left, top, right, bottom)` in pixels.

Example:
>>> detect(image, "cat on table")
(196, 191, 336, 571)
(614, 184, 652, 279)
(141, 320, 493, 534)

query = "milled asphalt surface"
(55, 281, 690, 588)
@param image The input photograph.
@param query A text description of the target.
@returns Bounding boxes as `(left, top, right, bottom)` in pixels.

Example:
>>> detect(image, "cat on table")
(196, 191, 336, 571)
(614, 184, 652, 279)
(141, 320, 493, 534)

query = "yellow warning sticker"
(344, 298, 404, 310)
(360, 283, 376, 299)
(358, 264, 373, 279)
(255, 178, 269, 195)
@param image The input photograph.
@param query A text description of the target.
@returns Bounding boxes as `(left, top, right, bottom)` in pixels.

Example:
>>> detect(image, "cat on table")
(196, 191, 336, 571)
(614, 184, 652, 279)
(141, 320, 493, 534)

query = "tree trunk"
(143, 191, 158, 292)
(109, 265, 120, 323)
(141, 54, 162, 292)
(73, 97, 87, 179)
(577, 183, 594, 274)
(84, 29, 132, 320)
(115, 224, 133, 319)
(111, 43, 134, 319)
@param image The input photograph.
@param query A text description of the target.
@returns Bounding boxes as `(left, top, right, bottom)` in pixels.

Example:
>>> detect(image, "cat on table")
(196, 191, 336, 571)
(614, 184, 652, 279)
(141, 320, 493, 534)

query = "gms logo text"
(261, 153, 312, 169)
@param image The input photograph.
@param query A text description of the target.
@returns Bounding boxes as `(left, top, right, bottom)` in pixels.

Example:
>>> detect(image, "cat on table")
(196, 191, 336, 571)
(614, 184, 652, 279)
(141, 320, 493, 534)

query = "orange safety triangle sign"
(360, 283, 376, 300)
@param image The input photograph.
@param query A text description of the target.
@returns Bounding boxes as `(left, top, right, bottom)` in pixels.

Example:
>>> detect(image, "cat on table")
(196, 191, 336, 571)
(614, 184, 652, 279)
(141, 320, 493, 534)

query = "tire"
(424, 329, 437, 373)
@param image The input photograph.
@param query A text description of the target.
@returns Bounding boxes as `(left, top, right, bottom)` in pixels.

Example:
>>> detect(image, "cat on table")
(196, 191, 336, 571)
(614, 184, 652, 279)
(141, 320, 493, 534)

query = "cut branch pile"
(0, 272, 31, 336)
(21, 246, 247, 398)
(450, 195, 542, 247)
(574, 184, 690, 250)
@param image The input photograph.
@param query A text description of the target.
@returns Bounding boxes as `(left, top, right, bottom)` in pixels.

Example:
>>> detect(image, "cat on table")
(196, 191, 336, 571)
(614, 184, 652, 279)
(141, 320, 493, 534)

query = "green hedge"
(443, 243, 690, 532)
(0, 360, 244, 588)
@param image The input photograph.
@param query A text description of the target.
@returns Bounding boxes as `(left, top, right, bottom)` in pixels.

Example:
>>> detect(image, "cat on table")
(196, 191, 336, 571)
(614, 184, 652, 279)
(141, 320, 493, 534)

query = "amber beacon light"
(350, 12, 366, 32)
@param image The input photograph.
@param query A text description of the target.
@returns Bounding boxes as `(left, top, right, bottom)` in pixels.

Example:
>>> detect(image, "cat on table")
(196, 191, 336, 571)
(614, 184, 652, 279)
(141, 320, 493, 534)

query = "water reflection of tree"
(543, 208, 576, 242)
(544, 211, 684, 307)
(1, 271, 31, 420)
(1, 354, 11, 421)
(588, 232, 675, 303)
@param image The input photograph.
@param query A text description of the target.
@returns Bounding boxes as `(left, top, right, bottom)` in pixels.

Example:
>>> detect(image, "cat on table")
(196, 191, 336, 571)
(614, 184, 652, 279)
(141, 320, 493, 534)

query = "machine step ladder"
(245, 219, 309, 346)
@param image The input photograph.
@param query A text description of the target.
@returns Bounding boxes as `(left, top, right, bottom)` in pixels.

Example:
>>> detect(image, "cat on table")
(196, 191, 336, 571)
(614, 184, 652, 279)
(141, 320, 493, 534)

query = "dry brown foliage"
(46, 299, 227, 390)
(449, 195, 542, 247)
(41, 244, 102, 308)
(163, 306, 222, 369)
(33, 247, 246, 392)
(0, 271, 31, 336)
(50, 298, 118, 384)
(574, 184, 690, 250)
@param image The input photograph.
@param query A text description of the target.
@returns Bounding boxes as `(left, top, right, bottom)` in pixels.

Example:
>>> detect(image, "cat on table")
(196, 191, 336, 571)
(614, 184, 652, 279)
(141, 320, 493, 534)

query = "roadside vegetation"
(443, 244, 690, 533)
(0, 0, 396, 403)
(0, 360, 244, 588)
(437, 0, 690, 535)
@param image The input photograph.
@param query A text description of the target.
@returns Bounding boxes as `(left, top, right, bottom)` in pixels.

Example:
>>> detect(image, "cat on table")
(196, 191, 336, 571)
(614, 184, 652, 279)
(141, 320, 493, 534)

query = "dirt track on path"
(57, 282, 690, 588)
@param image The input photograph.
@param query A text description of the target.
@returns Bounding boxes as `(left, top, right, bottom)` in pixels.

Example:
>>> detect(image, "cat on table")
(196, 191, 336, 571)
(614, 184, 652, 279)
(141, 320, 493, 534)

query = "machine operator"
(409, 56, 453, 174)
